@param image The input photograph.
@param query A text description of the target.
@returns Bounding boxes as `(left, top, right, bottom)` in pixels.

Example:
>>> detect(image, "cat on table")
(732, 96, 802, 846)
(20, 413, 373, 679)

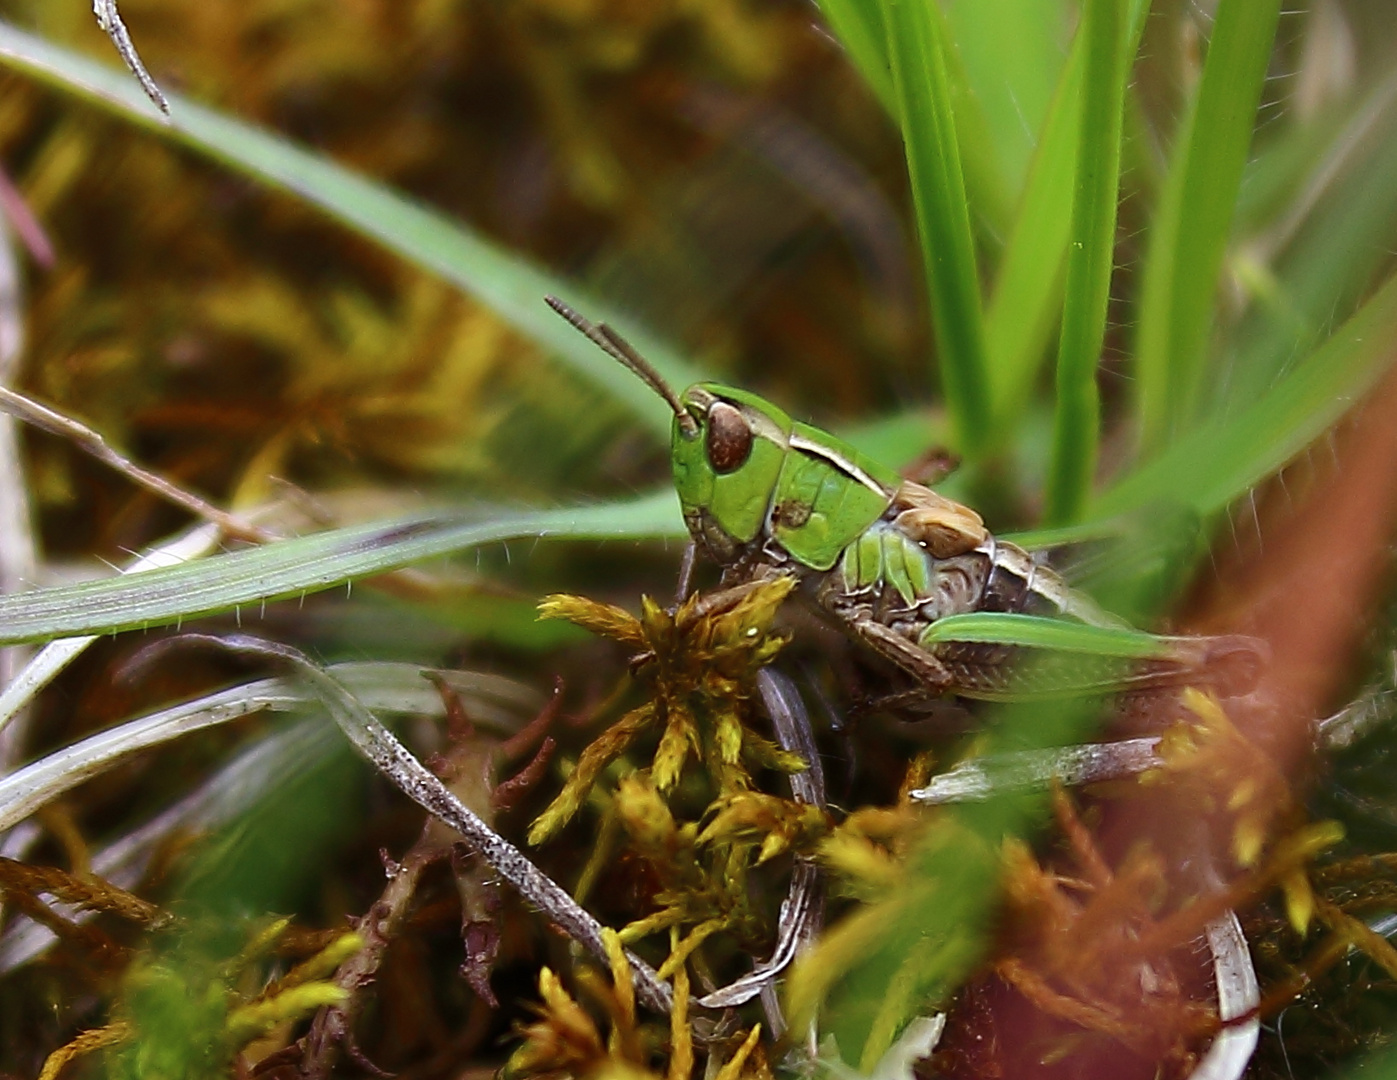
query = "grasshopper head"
(544, 297, 792, 563)
(672, 384, 791, 562)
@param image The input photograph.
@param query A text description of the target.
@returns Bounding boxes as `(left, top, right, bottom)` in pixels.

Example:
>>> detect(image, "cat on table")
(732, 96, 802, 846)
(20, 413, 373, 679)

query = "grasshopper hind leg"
(841, 615, 958, 695)
(835, 615, 981, 727)
(837, 605, 1269, 712)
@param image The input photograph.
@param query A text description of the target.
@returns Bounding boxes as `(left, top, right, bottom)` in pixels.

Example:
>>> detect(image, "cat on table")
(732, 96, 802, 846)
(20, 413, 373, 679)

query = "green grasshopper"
(546, 297, 1265, 702)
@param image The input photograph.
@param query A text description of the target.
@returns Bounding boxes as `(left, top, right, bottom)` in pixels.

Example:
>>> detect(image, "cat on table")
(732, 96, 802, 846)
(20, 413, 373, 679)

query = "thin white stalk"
(905, 730, 1259, 1080)
(909, 737, 1163, 805)
(699, 670, 825, 1012)
(907, 682, 1389, 806)
(91, 0, 168, 114)
(172, 635, 675, 1014)
(0, 662, 540, 971)
(0, 661, 537, 834)
(0, 388, 267, 542)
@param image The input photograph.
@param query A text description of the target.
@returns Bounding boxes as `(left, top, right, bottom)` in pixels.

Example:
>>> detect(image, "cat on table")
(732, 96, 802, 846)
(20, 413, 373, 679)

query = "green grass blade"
(927, 3, 1015, 244)
(815, 1, 1013, 240)
(919, 613, 1173, 658)
(881, 0, 992, 457)
(984, 40, 1083, 435)
(937, 0, 1065, 199)
(0, 491, 684, 646)
(1134, 0, 1283, 453)
(816, 0, 896, 113)
(1043, 0, 1130, 525)
(0, 21, 701, 438)
(1096, 270, 1397, 519)
(984, 1, 1149, 439)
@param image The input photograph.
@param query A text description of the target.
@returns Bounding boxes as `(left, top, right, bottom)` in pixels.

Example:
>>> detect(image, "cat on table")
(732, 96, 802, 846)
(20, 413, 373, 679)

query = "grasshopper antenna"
(545, 295, 698, 437)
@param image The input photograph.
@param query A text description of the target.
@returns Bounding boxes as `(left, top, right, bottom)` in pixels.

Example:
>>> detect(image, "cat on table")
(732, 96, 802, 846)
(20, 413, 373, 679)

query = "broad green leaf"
(920, 613, 1173, 658)
(1044, 0, 1130, 524)
(0, 491, 684, 645)
(1135, 0, 1283, 453)
(0, 21, 700, 439)
(1097, 270, 1397, 519)
(881, 0, 992, 457)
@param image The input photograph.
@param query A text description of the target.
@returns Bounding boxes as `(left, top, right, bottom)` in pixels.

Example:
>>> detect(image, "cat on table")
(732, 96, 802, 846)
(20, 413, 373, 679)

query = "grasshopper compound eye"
(705, 401, 753, 473)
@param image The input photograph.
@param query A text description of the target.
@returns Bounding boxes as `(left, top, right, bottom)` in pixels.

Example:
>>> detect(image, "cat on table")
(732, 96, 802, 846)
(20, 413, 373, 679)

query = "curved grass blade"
(919, 612, 1174, 658)
(0, 659, 543, 972)
(881, 0, 992, 457)
(1096, 270, 1397, 520)
(1135, 0, 1284, 454)
(0, 662, 537, 836)
(1043, 0, 1130, 525)
(0, 522, 222, 733)
(0, 675, 298, 835)
(0, 490, 683, 646)
(0, 21, 699, 438)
